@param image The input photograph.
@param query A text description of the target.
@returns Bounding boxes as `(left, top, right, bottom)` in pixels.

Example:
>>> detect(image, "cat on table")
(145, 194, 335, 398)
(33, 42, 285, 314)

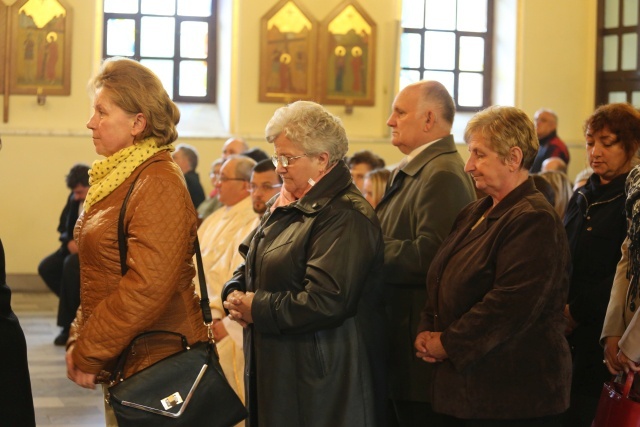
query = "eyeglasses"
(271, 154, 307, 168)
(249, 183, 283, 193)
(216, 176, 247, 184)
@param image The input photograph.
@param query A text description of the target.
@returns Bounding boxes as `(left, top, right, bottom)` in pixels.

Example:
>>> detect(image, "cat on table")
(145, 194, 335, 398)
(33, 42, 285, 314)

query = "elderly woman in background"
(363, 167, 391, 208)
(565, 103, 640, 426)
(415, 106, 571, 426)
(66, 58, 207, 425)
(222, 101, 387, 427)
(537, 170, 574, 218)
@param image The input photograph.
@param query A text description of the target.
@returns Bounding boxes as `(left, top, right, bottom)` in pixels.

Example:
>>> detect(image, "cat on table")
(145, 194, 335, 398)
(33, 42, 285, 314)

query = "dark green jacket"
(376, 135, 476, 402)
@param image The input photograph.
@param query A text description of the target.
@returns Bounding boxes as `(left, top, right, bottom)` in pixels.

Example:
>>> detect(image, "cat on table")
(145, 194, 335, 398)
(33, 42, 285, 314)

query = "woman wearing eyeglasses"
(222, 101, 387, 427)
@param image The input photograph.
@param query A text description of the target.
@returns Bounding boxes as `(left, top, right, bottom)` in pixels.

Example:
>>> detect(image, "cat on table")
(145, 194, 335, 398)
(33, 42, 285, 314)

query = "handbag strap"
(623, 371, 635, 398)
(117, 160, 159, 276)
(117, 161, 213, 325)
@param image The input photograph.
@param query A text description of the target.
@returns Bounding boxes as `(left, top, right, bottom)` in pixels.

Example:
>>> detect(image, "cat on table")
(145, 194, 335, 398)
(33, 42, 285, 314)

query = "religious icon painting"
(9, 0, 72, 95)
(259, 0, 318, 103)
(318, 0, 376, 106)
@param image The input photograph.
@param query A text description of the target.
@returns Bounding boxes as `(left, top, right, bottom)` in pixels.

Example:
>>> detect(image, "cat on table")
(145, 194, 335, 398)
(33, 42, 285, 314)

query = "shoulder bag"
(106, 165, 248, 427)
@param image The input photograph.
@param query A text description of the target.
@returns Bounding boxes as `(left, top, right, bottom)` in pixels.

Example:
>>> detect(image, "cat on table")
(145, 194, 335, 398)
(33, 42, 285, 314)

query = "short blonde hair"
(89, 57, 180, 146)
(464, 106, 539, 170)
(364, 168, 391, 207)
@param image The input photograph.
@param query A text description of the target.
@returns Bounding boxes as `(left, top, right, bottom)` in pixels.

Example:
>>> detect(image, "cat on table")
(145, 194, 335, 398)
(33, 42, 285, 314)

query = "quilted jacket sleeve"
(72, 165, 197, 374)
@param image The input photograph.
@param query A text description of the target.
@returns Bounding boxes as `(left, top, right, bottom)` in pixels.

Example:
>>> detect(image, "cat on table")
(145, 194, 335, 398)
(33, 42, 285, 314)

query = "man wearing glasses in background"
(196, 154, 258, 410)
(250, 159, 283, 215)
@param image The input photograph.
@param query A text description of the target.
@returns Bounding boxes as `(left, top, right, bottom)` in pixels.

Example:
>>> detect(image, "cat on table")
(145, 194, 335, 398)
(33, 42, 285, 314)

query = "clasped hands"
(603, 336, 640, 375)
(414, 331, 448, 363)
(223, 290, 255, 328)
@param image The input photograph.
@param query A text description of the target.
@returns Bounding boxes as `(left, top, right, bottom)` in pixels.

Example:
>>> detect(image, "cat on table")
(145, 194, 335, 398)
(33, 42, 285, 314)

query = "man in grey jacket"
(376, 80, 476, 426)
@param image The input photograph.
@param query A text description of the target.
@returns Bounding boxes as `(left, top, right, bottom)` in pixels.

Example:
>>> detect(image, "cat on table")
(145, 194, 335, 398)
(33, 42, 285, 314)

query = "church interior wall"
(0, 0, 595, 273)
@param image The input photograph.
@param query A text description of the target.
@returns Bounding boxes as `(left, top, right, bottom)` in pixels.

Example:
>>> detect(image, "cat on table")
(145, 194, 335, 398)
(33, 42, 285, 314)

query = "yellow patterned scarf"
(83, 137, 173, 212)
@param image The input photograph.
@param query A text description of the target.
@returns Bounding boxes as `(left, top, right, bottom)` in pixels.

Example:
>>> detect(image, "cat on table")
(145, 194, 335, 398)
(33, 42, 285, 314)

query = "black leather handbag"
(107, 167, 247, 426)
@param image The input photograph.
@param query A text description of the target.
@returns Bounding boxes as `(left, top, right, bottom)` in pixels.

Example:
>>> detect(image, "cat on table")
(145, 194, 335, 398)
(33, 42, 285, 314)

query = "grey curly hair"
(265, 101, 348, 165)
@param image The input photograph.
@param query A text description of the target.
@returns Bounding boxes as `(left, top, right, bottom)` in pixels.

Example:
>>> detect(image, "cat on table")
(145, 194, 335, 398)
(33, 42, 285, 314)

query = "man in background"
(172, 143, 206, 208)
(376, 81, 476, 426)
(347, 150, 385, 193)
(542, 156, 568, 174)
(222, 137, 249, 160)
(197, 155, 258, 408)
(197, 158, 225, 224)
(38, 163, 90, 345)
(530, 108, 570, 173)
(242, 147, 269, 164)
(249, 159, 282, 215)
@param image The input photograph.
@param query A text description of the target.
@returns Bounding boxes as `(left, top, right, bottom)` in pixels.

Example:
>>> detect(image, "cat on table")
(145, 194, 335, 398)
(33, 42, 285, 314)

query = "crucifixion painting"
(1, 0, 72, 122)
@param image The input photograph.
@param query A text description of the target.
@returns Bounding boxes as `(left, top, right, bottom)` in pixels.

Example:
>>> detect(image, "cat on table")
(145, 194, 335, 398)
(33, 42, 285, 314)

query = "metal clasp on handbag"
(206, 322, 214, 343)
(160, 392, 184, 410)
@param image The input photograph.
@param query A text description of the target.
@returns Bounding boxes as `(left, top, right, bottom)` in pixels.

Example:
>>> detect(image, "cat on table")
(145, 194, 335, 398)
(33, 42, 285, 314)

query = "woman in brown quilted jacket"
(65, 57, 207, 425)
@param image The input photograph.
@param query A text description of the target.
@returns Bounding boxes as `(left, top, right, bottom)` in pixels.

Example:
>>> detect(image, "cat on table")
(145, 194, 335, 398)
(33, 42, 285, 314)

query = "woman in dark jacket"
(223, 101, 387, 427)
(0, 136, 36, 427)
(563, 103, 640, 427)
(415, 106, 571, 426)
(1, 242, 36, 427)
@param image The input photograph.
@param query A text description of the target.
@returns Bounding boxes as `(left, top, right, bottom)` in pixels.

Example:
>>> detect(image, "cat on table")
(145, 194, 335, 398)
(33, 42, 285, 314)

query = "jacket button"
(312, 202, 319, 208)
(587, 226, 592, 231)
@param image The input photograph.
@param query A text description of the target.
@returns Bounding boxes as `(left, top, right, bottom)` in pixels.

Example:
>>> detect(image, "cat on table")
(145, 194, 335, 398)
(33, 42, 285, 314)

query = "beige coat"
(69, 152, 208, 382)
(196, 195, 258, 409)
(601, 237, 640, 360)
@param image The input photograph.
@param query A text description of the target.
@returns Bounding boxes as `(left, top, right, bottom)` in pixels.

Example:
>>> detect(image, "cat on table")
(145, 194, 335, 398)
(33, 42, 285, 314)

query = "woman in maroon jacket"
(415, 106, 571, 426)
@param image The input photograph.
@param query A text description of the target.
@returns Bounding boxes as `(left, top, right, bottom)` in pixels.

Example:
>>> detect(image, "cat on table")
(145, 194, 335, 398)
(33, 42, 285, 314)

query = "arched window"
(103, 0, 216, 103)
